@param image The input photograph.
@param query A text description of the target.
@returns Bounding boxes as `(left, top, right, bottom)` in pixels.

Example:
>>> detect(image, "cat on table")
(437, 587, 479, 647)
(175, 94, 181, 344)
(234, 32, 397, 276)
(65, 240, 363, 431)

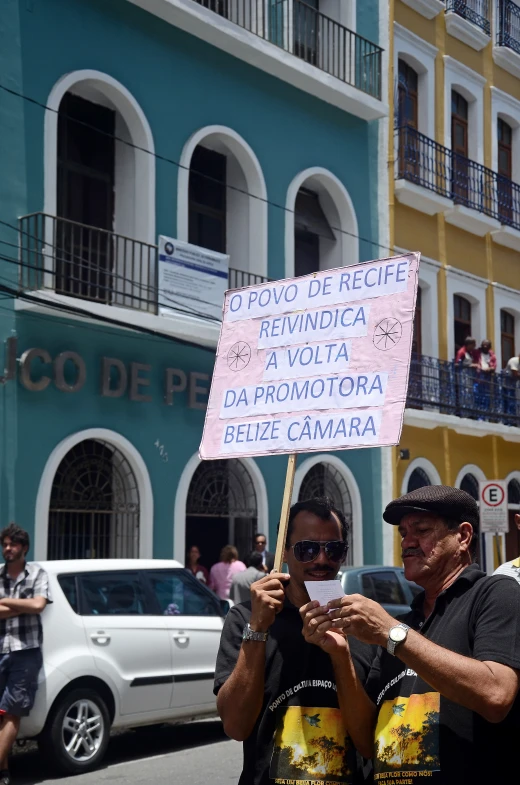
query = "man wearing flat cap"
(299, 486, 520, 785)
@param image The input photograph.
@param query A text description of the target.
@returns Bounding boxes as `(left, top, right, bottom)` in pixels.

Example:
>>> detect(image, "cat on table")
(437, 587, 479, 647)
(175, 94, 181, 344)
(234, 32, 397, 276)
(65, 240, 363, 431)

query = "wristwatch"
(387, 623, 410, 656)
(242, 623, 268, 643)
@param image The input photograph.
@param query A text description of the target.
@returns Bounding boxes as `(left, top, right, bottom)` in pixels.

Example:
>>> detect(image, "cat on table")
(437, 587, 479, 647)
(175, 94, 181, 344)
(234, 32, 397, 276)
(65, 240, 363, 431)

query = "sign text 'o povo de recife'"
(199, 253, 420, 459)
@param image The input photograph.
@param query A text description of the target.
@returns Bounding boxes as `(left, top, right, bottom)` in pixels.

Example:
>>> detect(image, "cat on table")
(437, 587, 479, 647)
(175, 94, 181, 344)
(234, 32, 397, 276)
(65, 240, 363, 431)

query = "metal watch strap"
(242, 623, 268, 642)
(387, 623, 410, 656)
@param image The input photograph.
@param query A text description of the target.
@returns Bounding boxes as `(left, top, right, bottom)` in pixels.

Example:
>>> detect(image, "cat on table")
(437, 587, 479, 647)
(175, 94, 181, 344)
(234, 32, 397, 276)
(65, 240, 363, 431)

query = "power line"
(0, 229, 223, 323)
(0, 80, 391, 255)
(0, 267, 218, 354)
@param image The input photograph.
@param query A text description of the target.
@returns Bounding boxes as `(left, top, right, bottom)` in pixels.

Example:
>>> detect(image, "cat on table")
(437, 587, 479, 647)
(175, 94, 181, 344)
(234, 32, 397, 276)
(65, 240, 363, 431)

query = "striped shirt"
(0, 562, 52, 652)
(494, 556, 520, 585)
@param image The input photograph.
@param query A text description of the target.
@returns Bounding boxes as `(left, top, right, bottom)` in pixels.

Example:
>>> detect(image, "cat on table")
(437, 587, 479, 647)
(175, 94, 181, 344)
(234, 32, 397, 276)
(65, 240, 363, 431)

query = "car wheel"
(38, 687, 111, 774)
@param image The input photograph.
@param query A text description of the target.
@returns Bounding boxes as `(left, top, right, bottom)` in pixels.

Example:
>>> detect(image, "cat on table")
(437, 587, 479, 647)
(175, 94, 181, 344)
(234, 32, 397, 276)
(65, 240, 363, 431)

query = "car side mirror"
(219, 599, 230, 616)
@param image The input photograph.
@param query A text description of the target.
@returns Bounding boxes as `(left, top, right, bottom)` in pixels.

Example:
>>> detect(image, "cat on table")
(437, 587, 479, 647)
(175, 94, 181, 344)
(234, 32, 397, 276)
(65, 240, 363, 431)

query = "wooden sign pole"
(273, 453, 297, 573)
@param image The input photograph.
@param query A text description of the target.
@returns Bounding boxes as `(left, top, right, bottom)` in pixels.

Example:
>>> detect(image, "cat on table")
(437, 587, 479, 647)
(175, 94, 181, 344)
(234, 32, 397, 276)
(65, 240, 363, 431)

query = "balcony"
(407, 354, 520, 428)
(495, 0, 520, 77)
(445, 0, 491, 50)
(193, 0, 382, 99)
(18, 213, 268, 317)
(395, 126, 520, 239)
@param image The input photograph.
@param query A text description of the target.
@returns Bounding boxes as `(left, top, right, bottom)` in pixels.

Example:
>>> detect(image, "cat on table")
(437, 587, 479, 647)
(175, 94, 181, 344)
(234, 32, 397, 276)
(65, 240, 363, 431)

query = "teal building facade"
(0, 0, 388, 568)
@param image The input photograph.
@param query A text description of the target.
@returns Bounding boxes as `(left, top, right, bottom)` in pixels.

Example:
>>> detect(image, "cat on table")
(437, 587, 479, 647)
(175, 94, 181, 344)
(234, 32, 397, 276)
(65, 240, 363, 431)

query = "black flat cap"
(383, 485, 479, 529)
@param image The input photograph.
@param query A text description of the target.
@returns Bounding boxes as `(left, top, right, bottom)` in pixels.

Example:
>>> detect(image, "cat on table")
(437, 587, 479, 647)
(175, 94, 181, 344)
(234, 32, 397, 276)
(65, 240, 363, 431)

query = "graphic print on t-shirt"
(270, 706, 354, 783)
(374, 693, 440, 782)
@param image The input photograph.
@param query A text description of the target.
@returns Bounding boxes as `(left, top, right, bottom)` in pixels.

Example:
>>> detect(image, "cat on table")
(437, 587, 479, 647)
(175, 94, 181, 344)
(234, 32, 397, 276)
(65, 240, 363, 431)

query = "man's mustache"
(402, 548, 423, 557)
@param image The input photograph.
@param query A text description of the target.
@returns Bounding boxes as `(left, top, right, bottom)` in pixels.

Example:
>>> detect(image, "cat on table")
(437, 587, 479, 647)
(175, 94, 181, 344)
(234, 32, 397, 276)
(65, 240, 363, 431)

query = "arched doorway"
(48, 439, 140, 559)
(298, 462, 354, 566)
(407, 467, 431, 492)
(459, 473, 479, 500)
(186, 459, 257, 568)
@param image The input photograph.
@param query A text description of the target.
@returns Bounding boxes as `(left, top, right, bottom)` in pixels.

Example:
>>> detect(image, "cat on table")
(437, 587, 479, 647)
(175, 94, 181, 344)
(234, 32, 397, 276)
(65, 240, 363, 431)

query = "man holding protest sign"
(214, 496, 373, 785)
(202, 253, 421, 783)
(300, 486, 520, 785)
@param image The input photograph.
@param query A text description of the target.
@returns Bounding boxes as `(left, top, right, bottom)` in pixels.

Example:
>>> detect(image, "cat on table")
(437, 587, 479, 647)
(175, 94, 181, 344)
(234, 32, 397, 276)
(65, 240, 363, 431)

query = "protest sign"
(200, 253, 420, 461)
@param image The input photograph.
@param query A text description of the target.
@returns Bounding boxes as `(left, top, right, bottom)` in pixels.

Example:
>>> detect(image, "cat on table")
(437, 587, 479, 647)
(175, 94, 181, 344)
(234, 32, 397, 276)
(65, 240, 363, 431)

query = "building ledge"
(404, 408, 520, 442)
(15, 290, 220, 349)
(445, 10, 490, 51)
(401, 0, 445, 19)
(493, 44, 520, 79)
(444, 204, 500, 236)
(395, 179, 454, 215)
(127, 0, 388, 121)
(491, 224, 520, 252)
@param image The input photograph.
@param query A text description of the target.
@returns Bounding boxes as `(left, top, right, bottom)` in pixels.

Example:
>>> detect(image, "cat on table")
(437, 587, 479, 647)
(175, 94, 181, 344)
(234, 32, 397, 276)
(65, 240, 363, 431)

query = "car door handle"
(91, 632, 110, 646)
(172, 632, 190, 645)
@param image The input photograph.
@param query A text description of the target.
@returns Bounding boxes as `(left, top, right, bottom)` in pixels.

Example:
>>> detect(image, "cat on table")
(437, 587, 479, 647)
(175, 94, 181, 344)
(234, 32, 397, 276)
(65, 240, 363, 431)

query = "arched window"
(407, 468, 431, 493)
(186, 459, 257, 565)
(179, 126, 267, 282)
(45, 71, 155, 311)
(294, 188, 336, 277)
(286, 168, 358, 279)
(48, 439, 140, 559)
(460, 473, 479, 500)
(298, 462, 354, 566)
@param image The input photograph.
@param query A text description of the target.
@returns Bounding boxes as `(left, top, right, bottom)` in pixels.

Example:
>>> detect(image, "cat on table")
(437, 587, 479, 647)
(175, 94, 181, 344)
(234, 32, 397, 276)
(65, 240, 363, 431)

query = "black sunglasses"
(292, 540, 348, 563)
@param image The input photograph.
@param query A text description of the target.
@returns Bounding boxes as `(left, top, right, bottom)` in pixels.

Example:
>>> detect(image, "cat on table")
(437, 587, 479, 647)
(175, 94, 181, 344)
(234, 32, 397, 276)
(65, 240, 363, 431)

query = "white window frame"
(446, 267, 488, 360)
(401, 457, 443, 495)
(394, 23, 437, 140)
(395, 247, 440, 359)
(45, 70, 155, 245)
(177, 125, 268, 278)
(490, 86, 520, 184)
(493, 283, 520, 369)
(173, 452, 269, 563)
(285, 167, 359, 278)
(443, 56, 486, 164)
(292, 454, 364, 566)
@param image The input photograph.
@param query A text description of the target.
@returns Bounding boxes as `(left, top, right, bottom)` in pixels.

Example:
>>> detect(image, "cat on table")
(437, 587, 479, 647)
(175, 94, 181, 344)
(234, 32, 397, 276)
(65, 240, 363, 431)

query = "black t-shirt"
(214, 599, 374, 785)
(365, 565, 520, 785)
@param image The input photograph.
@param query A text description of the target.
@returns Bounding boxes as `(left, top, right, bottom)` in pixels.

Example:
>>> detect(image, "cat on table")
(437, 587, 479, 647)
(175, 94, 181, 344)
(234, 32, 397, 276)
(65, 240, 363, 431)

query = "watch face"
(390, 626, 407, 643)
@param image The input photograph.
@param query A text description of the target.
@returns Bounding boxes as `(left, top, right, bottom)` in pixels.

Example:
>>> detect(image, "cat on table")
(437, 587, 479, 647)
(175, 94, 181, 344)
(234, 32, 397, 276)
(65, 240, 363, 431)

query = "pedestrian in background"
(209, 545, 246, 600)
(229, 551, 265, 604)
(0, 524, 52, 785)
(253, 533, 274, 573)
(186, 545, 209, 585)
(303, 486, 520, 785)
(494, 512, 520, 584)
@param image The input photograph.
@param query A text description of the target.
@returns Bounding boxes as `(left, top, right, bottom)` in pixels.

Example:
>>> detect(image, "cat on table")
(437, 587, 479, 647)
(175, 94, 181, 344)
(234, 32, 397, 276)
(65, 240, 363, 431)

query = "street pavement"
(10, 720, 242, 785)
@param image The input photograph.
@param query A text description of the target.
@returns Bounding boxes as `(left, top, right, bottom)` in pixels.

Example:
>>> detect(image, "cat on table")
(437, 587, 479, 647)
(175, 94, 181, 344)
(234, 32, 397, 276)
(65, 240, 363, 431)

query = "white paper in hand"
(304, 580, 344, 608)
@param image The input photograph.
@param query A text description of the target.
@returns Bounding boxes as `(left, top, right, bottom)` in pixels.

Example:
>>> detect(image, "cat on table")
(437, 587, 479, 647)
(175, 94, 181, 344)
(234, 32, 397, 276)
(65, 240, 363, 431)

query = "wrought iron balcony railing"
(396, 126, 520, 230)
(496, 0, 520, 55)
(445, 0, 490, 34)
(193, 0, 382, 99)
(18, 213, 269, 315)
(407, 354, 520, 427)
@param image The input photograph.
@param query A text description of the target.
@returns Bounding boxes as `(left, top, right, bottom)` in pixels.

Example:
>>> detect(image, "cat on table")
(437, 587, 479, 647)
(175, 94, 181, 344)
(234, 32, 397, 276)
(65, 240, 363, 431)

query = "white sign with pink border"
(199, 253, 420, 460)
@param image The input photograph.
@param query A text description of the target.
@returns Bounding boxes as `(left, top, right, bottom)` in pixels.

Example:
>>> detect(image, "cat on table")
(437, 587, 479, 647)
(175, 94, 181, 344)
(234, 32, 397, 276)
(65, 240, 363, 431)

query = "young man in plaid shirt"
(0, 524, 51, 785)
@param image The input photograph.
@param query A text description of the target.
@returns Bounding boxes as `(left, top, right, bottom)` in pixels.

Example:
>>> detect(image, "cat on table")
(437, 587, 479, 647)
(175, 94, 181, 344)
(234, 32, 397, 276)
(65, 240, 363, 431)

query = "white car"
(19, 559, 226, 774)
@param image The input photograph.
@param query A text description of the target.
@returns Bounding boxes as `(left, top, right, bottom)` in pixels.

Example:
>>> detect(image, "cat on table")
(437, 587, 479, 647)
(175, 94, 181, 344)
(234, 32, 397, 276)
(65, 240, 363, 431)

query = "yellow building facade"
(388, 0, 520, 570)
